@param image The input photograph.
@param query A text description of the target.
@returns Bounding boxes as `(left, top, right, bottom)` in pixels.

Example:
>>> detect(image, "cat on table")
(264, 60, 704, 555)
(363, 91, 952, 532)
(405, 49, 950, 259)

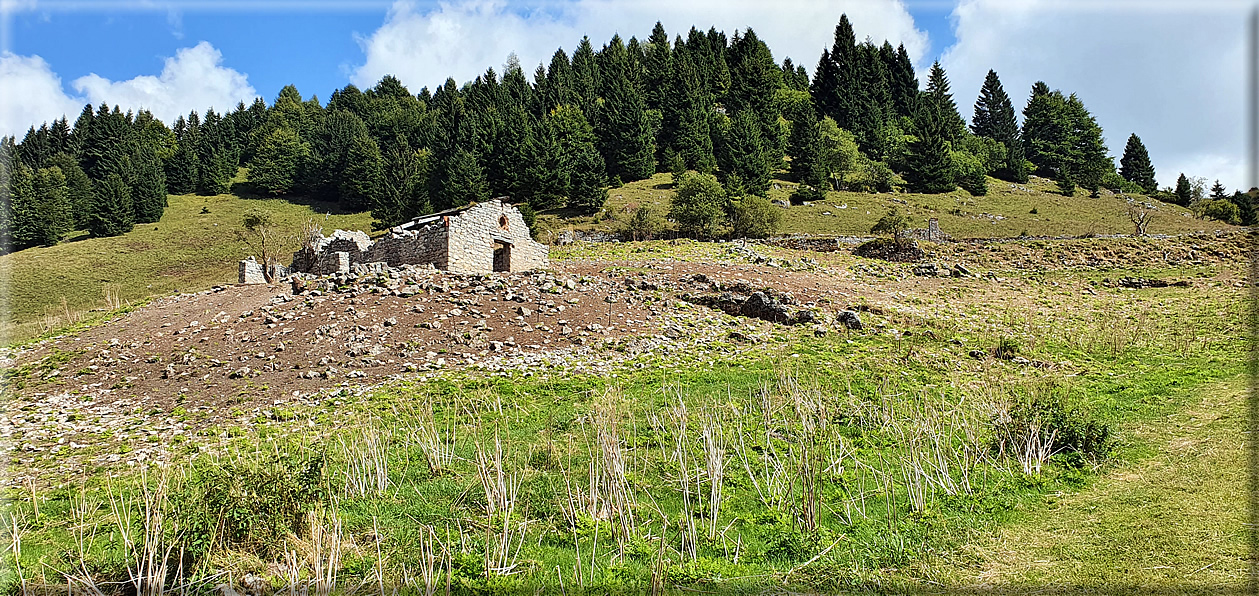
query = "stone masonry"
(286, 199, 548, 276)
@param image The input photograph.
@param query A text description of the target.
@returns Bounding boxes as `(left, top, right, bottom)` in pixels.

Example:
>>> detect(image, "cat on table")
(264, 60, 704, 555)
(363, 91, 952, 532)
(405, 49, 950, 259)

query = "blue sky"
(4, 2, 957, 103)
(0, 0, 1251, 190)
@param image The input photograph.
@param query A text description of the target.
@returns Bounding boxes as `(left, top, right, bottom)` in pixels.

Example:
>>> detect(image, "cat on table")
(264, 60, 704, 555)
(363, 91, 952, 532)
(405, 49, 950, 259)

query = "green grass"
(548, 172, 1231, 240)
(0, 190, 371, 343)
(2, 250, 1245, 593)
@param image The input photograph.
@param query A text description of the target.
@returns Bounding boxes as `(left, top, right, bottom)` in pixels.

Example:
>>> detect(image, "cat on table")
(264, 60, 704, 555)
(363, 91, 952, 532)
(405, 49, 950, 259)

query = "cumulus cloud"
(939, 0, 1250, 190)
(0, 52, 85, 137)
(0, 41, 258, 138)
(72, 41, 258, 124)
(351, 0, 929, 91)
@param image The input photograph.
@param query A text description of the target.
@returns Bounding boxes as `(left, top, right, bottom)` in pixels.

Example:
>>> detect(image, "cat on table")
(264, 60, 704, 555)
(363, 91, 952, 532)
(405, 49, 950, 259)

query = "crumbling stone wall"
(288, 199, 548, 275)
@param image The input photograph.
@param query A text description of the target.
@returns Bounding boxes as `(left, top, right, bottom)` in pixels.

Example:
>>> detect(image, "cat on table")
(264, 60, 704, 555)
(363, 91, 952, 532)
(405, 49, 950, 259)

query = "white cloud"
(0, 51, 85, 137)
(72, 41, 258, 124)
(940, 0, 1251, 191)
(351, 0, 929, 91)
(0, 41, 258, 138)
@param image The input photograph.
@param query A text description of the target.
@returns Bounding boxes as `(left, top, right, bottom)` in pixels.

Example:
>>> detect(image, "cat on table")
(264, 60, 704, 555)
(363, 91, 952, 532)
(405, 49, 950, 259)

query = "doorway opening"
(493, 241, 512, 272)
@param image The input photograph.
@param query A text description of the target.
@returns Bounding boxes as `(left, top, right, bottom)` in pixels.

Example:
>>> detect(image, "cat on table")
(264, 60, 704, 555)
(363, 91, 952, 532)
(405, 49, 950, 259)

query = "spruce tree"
(551, 105, 607, 212)
(1021, 82, 1069, 176)
(924, 61, 967, 144)
(524, 117, 567, 210)
(0, 137, 14, 252)
(643, 22, 672, 112)
(340, 135, 383, 212)
(88, 173, 134, 237)
(596, 36, 656, 182)
(433, 147, 489, 210)
(1174, 173, 1192, 206)
(1210, 179, 1228, 199)
(718, 110, 772, 195)
(249, 127, 308, 195)
(47, 153, 93, 229)
(885, 43, 919, 119)
(904, 103, 955, 193)
(31, 166, 72, 245)
(664, 48, 715, 172)
(130, 144, 167, 224)
(1118, 133, 1157, 193)
(1063, 94, 1111, 196)
(787, 103, 822, 183)
(8, 163, 38, 249)
(971, 70, 1026, 182)
(571, 37, 600, 117)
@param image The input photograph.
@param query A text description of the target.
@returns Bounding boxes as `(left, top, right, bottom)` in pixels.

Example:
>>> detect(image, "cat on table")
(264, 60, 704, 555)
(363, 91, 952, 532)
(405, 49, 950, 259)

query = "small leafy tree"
(870, 207, 908, 247)
(1194, 199, 1240, 224)
(237, 209, 283, 282)
(669, 173, 726, 239)
(729, 195, 781, 239)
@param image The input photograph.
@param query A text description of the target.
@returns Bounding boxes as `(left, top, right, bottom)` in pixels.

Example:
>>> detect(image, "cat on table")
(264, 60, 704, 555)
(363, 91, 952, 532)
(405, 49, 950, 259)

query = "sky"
(0, 0, 1253, 191)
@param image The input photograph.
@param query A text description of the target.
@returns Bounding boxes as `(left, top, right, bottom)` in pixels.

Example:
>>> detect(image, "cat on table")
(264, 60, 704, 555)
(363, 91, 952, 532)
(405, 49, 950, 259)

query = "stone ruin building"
(239, 199, 548, 283)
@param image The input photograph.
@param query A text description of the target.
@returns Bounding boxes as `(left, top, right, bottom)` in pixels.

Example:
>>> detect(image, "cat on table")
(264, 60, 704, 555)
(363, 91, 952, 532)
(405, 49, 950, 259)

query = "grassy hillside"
(1, 171, 1233, 344)
(0, 191, 371, 343)
(539, 173, 1231, 241)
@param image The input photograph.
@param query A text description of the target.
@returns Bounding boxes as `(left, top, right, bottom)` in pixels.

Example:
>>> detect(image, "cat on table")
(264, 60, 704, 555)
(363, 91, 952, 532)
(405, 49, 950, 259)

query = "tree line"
(0, 13, 1244, 252)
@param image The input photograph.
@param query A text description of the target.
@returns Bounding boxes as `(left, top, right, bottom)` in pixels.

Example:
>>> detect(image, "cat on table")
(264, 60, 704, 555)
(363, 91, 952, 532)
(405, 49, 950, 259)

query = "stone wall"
(445, 200, 548, 273)
(288, 199, 548, 275)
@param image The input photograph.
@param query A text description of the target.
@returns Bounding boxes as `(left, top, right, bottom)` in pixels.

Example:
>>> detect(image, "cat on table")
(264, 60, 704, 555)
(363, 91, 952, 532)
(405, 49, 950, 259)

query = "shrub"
(867, 160, 895, 193)
(618, 205, 665, 241)
(870, 208, 908, 245)
(729, 195, 782, 239)
(990, 385, 1113, 467)
(669, 173, 727, 239)
(1194, 198, 1240, 224)
(951, 150, 988, 196)
(171, 452, 326, 560)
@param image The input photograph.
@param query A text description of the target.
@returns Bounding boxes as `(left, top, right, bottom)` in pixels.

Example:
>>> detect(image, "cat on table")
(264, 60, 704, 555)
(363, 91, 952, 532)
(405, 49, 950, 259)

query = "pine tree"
(47, 153, 93, 229)
(249, 127, 308, 195)
(726, 28, 782, 165)
(718, 110, 772, 195)
(88, 173, 134, 237)
(1174, 173, 1192, 206)
(971, 70, 1026, 182)
(130, 144, 167, 224)
(340, 135, 383, 212)
(433, 147, 489, 210)
(904, 103, 955, 193)
(924, 61, 967, 144)
(787, 102, 822, 184)
(1118, 133, 1157, 193)
(375, 137, 431, 226)
(524, 116, 567, 210)
(1210, 179, 1228, 199)
(571, 37, 600, 117)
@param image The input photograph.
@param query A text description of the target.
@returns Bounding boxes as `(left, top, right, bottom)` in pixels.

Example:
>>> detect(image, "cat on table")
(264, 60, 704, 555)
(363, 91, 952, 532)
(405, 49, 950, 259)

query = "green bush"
(729, 195, 782, 239)
(1194, 198, 1240, 224)
(951, 150, 988, 196)
(991, 385, 1113, 466)
(619, 205, 665, 241)
(669, 173, 727, 239)
(171, 452, 326, 560)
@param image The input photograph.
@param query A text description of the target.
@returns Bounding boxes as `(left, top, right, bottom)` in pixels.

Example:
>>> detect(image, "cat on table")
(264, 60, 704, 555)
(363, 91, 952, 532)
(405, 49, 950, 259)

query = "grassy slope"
(0, 191, 371, 343)
(3, 235, 1247, 593)
(540, 173, 1231, 241)
(938, 378, 1247, 592)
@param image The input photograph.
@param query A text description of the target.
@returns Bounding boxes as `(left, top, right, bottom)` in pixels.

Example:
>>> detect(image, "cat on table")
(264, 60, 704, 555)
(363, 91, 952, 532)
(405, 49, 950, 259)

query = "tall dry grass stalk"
(340, 425, 391, 498)
(308, 507, 344, 596)
(109, 466, 182, 596)
(474, 428, 525, 575)
(699, 409, 726, 541)
(407, 399, 456, 476)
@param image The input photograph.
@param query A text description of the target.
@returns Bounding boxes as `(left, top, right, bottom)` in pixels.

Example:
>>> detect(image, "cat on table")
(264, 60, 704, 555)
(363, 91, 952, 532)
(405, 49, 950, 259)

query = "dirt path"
(943, 378, 1249, 593)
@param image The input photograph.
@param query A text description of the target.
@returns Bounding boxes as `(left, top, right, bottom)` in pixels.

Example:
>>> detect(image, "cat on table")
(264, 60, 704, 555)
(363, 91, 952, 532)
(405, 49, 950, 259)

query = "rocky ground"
(1, 231, 1248, 486)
